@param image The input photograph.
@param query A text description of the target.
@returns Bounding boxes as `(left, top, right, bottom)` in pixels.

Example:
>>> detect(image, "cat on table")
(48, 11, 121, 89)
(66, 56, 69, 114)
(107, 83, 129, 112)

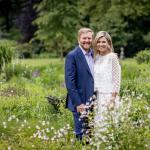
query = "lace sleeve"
(112, 54, 121, 94)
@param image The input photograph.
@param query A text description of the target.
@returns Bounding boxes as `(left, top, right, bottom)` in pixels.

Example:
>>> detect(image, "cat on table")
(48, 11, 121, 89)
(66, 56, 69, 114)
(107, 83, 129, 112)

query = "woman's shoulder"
(109, 52, 119, 59)
(94, 54, 100, 61)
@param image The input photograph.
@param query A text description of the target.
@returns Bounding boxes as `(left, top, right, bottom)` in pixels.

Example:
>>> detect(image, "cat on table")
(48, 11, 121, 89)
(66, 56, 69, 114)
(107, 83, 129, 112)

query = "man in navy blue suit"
(65, 28, 94, 141)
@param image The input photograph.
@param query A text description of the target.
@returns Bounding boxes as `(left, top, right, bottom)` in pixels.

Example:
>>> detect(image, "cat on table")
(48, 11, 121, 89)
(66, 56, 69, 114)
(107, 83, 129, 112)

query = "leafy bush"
(4, 63, 32, 81)
(16, 41, 47, 59)
(121, 64, 140, 80)
(121, 59, 150, 101)
(0, 40, 15, 71)
(135, 49, 150, 64)
(17, 43, 33, 58)
(32, 63, 64, 89)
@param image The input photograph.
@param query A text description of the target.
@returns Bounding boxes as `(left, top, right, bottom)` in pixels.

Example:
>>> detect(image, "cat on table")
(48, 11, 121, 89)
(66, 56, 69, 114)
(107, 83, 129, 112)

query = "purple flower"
(32, 70, 40, 77)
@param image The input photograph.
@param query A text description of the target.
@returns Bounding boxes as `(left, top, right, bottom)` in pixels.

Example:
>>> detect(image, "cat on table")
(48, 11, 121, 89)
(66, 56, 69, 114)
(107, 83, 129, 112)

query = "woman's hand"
(111, 92, 118, 97)
(108, 96, 116, 110)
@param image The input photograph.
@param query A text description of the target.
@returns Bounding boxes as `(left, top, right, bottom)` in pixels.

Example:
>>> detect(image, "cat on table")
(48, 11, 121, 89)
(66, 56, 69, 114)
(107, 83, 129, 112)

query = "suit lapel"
(77, 46, 93, 78)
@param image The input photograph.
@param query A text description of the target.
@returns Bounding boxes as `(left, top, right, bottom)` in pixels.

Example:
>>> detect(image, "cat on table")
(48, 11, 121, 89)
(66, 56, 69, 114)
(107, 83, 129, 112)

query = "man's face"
(78, 32, 93, 52)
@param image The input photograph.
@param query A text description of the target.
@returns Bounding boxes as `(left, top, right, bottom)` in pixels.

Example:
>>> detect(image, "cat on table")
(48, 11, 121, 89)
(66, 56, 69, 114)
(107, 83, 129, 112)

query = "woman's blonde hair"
(94, 31, 114, 57)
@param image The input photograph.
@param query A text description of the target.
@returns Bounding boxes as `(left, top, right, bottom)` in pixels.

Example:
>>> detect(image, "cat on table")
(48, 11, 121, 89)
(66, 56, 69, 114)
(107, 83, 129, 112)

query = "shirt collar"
(79, 45, 92, 56)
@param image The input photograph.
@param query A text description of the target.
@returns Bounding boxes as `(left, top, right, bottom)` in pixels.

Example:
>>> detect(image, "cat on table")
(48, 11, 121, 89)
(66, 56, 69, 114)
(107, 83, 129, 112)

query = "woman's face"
(96, 36, 110, 54)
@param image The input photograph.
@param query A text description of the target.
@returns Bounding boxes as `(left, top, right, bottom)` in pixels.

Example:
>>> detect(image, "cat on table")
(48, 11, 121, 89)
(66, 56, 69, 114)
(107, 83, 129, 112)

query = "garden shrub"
(17, 43, 33, 58)
(4, 63, 32, 81)
(0, 40, 15, 71)
(32, 63, 64, 88)
(121, 64, 140, 80)
(135, 49, 150, 64)
(121, 59, 150, 102)
(16, 42, 46, 59)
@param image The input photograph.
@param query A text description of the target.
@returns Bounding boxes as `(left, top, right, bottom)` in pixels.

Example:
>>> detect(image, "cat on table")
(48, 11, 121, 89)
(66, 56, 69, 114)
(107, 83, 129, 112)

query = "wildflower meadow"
(0, 58, 150, 150)
(0, 0, 150, 149)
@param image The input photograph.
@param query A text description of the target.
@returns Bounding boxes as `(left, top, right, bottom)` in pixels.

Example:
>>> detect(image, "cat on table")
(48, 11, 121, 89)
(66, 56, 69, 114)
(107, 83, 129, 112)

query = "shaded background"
(0, 0, 150, 58)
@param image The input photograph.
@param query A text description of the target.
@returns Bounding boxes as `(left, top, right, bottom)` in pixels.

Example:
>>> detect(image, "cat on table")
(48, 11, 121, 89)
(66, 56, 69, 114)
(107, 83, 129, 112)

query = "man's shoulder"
(67, 46, 80, 57)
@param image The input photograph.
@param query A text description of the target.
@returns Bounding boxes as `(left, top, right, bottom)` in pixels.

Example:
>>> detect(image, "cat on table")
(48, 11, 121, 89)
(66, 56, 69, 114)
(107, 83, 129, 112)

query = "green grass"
(0, 58, 150, 149)
(19, 58, 64, 66)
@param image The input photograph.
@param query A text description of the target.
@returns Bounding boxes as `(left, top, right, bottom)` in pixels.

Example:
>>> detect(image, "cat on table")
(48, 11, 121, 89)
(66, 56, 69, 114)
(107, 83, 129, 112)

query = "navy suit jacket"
(65, 46, 94, 111)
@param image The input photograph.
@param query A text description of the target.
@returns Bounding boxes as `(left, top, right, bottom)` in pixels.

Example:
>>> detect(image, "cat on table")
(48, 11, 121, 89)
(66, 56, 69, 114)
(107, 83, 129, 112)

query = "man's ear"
(78, 40, 80, 45)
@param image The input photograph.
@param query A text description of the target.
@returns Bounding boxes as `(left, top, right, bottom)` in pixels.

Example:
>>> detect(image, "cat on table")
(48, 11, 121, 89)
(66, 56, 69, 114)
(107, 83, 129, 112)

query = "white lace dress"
(94, 52, 121, 139)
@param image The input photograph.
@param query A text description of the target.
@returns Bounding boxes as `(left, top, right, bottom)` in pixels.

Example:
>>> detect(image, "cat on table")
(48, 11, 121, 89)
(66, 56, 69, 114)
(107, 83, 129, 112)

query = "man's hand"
(77, 104, 85, 113)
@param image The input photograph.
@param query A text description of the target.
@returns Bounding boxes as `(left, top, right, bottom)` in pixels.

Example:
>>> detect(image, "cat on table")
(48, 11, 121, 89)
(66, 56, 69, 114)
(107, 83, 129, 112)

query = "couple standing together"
(65, 28, 121, 142)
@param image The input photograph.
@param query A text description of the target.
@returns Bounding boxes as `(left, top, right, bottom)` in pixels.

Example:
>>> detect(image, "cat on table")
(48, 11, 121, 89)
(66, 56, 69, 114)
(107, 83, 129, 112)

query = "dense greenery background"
(0, 0, 150, 58)
(0, 1, 150, 149)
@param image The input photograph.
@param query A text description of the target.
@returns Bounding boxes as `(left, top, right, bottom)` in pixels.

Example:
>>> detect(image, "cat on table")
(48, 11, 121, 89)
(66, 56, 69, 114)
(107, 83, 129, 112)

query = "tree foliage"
(0, 0, 38, 42)
(0, 0, 150, 57)
(33, 0, 80, 58)
(78, 0, 150, 55)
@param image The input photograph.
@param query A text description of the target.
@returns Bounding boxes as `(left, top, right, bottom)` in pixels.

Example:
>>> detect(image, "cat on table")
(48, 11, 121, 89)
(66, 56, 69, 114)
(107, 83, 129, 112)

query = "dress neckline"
(99, 52, 112, 57)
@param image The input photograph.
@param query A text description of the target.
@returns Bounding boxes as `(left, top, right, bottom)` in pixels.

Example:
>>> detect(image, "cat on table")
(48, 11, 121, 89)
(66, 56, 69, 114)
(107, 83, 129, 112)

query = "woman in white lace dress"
(93, 31, 121, 141)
